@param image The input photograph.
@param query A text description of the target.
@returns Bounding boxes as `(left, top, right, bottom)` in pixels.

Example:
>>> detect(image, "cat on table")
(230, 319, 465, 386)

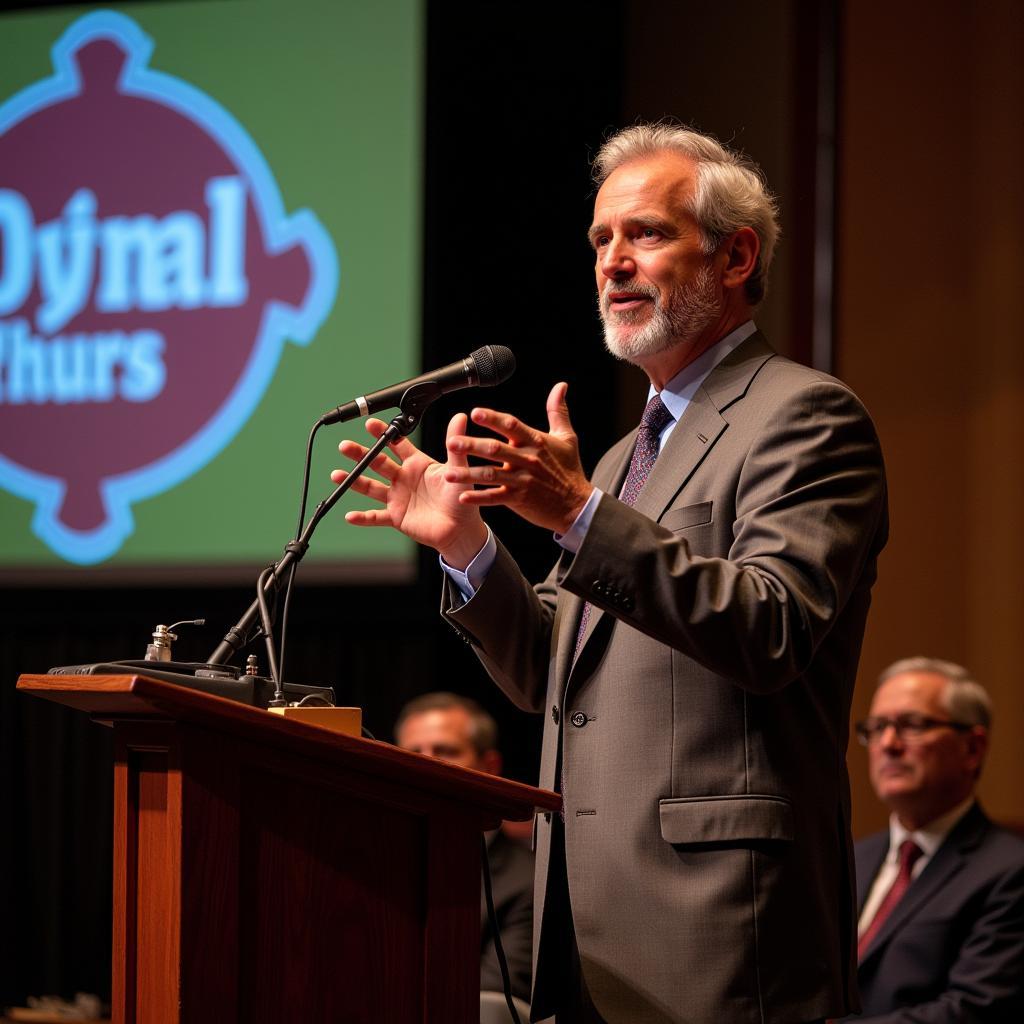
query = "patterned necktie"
(618, 394, 674, 508)
(857, 839, 923, 960)
(573, 394, 673, 660)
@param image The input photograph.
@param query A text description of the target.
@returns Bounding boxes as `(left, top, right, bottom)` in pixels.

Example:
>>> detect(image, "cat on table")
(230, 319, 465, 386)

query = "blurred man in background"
(395, 692, 534, 1003)
(851, 657, 1024, 1021)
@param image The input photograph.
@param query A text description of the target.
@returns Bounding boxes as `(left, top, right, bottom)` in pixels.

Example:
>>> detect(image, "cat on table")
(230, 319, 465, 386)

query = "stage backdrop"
(0, 0, 421, 583)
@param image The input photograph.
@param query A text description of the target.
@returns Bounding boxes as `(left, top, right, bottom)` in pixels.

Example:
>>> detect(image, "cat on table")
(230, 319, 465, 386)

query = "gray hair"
(878, 656, 992, 729)
(593, 122, 780, 306)
(394, 691, 498, 755)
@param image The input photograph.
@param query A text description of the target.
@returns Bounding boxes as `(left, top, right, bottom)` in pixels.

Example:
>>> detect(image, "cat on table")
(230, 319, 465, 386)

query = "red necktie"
(857, 839, 923, 960)
(573, 395, 672, 660)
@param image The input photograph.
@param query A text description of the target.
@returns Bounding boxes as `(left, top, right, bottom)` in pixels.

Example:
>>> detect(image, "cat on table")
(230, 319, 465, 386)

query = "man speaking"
(333, 123, 888, 1023)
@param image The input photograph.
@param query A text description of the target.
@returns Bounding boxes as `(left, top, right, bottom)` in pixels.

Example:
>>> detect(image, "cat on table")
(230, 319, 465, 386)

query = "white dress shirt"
(857, 796, 976, 935)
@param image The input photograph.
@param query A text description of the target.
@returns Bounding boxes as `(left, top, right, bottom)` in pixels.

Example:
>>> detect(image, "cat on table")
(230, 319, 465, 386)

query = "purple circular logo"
(0, 12, 338, 564)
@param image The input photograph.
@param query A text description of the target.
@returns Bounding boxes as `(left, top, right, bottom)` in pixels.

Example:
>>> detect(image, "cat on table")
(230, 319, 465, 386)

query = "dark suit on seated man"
(850, 657, 1024, 1022)
(395, 692, 534, 1003)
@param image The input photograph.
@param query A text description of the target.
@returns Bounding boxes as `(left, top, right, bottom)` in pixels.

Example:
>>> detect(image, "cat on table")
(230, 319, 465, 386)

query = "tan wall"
(837, 0, 1024, 836)
(621, 0, 1024, 837)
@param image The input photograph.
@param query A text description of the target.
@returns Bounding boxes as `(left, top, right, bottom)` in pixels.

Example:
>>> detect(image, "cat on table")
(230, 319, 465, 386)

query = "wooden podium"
(17, 674, 560, 1024)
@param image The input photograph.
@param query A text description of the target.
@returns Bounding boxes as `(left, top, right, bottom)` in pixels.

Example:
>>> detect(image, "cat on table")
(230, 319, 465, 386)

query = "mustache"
(599, 280, 659, 316)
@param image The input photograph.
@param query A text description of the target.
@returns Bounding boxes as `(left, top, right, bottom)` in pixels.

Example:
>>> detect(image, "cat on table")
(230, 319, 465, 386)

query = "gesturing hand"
(331, 413, 488, 569)
(444, 382, 594, 534)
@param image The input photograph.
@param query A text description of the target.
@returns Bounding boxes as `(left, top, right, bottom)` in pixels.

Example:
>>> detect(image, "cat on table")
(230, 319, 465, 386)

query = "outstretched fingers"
(364, 417, 420, 462)
(469, 406, 541, 449)
(329, 467, 389, 503)
(445, 412, 471, 468)
(457, 483, 511, 506)
(546, 381, 574, 436)
(337, 439, 399, 482)
(344, 507, 397, 527)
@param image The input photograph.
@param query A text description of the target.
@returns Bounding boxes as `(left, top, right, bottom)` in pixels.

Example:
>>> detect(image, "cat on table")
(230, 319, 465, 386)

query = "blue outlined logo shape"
(0, 11, 338, 564)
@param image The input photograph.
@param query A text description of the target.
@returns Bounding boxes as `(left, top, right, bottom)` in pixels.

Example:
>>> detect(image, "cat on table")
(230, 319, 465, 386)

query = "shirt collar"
(887, 796, 976, 861)
(650, 320, 758, 424)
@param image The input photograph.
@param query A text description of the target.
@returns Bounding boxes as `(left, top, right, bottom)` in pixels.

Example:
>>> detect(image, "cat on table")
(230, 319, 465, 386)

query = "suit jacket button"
(592, 580, 605, 596)
(570, 711, 587, 728)
(551, 705, 560, 725)
(622, 596, 634, 612)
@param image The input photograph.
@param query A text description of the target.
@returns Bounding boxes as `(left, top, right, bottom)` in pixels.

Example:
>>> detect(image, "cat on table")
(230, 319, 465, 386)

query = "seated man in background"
(850, 657, 1024, 1022)
(395, 692, 534, 1003)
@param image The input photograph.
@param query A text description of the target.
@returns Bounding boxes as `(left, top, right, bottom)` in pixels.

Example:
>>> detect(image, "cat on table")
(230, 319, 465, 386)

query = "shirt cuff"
(439, 527, 497, 603)
(555, 488, 603, 553)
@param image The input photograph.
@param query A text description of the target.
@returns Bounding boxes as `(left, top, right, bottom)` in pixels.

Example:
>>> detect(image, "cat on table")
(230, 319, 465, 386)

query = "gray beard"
(599, 262, 721, 365)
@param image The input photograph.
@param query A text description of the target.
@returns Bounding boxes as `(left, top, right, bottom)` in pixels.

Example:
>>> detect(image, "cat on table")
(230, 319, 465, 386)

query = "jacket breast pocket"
(659, 794, 794, 846)
(661, 501, 713, 532)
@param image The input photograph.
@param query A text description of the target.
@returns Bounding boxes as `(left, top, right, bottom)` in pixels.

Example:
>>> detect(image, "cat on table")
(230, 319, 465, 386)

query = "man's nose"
(599, 238, 635, 280)
(878, 722, 904, 750)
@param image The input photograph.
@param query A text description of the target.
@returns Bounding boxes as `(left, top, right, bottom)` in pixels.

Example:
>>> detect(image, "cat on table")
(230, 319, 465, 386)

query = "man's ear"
(719, 226, 760, 291)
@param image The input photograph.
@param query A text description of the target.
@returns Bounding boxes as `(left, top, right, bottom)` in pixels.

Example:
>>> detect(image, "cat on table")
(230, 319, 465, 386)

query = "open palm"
(331, 413, 486, 563)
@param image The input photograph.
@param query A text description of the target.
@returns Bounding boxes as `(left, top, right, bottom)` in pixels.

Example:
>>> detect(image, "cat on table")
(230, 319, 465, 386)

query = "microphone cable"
(278, 418, 323, 686)
(481, 832, 524, 1024)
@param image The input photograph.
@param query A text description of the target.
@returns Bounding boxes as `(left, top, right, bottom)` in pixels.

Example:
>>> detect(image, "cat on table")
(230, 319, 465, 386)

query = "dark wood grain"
(134, 749, 180, 1023)
(111, 743, 136, 1024)
(424, 812, 482, 1022)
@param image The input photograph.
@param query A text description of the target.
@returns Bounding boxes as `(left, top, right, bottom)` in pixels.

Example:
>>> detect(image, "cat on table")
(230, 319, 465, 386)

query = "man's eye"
(897, 715, 927, 733)
(593, 235, 609, 249)
(640, 227, 660, 240)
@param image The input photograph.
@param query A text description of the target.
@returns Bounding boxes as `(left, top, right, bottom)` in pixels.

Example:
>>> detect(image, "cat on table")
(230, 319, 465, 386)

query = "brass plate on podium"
(267, 705, 362, 737)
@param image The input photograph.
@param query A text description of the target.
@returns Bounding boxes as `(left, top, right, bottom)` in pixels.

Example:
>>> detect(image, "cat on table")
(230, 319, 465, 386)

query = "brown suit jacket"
(444, 333, 889, 1023)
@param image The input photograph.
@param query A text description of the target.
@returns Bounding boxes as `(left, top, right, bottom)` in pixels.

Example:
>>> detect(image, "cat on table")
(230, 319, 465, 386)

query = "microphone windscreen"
(471, 345, 516, 387)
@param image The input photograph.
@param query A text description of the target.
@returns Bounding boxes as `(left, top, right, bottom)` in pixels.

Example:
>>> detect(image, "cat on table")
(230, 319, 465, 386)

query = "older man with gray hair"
(850, 657, 1024, 1021)
(334, 121, 888, 1022)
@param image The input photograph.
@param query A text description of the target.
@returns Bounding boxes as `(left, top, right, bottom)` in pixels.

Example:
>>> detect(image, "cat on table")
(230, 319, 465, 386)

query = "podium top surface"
(18, 672, 560, 822)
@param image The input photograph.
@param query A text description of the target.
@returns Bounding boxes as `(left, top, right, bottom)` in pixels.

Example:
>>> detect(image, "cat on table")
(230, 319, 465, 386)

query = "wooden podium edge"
(17, 673, 561, 822)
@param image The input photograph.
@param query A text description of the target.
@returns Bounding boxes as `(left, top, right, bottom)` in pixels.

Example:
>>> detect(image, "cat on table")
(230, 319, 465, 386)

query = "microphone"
(320, 345, 516, 425)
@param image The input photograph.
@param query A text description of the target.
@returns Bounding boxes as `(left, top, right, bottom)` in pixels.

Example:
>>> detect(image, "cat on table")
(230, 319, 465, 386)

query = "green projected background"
(0, 0, 422, 581)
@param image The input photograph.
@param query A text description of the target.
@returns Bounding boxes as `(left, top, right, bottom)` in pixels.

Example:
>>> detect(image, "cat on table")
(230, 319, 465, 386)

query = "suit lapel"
(632, 386, 726, 520)
(554, 436, 634, 694)
(637, 330, 775, 522)
(564, 332, 776, 679)
(860, 804, 989, 963)
(554, 550, 586, 699)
